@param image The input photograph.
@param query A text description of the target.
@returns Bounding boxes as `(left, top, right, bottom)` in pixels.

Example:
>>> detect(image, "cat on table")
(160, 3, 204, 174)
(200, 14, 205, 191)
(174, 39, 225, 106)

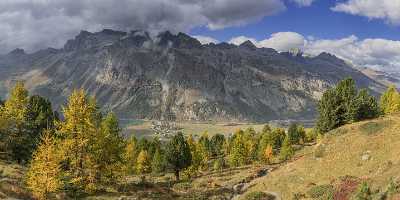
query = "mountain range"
(0, 29, 386, 122)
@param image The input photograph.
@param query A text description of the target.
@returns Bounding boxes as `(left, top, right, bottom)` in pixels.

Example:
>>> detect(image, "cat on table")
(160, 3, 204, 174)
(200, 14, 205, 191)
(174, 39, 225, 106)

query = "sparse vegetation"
(244, 191, 276, 200)
(307, 184, 334, 199)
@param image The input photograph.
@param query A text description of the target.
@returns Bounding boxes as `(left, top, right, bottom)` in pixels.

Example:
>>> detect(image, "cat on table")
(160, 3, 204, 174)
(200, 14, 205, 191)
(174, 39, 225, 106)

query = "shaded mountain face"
(0, 29, 385, 122)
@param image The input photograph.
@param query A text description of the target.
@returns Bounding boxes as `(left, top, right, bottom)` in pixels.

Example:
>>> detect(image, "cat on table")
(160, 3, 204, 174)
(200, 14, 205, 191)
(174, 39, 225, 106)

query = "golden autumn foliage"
(136, 150, 151, 174)
(26, 130, 62, 200)
(1, 81, 29, 123)
(57, 89, 99, 191)
(124, 137, 138, 175)
(380, 85, 400, 115)
(263, 145, 273, 164)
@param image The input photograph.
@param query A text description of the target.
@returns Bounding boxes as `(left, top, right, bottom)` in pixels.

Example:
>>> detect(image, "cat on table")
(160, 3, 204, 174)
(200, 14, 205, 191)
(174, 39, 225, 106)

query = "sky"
(1, 0, 400, 72)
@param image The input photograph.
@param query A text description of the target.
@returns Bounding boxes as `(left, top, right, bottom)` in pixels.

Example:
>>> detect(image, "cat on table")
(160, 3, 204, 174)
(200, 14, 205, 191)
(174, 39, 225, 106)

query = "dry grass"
(242, 115, 400, 199)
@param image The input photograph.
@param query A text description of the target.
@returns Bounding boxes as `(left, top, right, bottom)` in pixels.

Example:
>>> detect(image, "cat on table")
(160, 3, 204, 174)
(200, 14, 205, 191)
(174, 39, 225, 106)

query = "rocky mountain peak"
(0, 29, 385, 122)
(157, 31, 202, 49)
(239, 40, 257, 50)
(8, 48, 26, 56)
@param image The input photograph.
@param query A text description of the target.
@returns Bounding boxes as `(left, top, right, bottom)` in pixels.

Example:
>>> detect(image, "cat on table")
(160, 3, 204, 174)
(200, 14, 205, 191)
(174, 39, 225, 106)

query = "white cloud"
(229, 32, 305, 52)
(258, 32, 305, 51)
(229, 32, 400, 71)
(291, 0, 316, 7)
(192, 35, 219, 44)
(332, 0, 400, 25)
(0, 0, 286, 53)
(305, 36, 400, 71)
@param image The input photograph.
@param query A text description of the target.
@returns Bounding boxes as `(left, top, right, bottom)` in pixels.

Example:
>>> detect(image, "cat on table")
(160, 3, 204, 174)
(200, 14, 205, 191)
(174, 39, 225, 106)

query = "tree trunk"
(175, 170, 180, 181)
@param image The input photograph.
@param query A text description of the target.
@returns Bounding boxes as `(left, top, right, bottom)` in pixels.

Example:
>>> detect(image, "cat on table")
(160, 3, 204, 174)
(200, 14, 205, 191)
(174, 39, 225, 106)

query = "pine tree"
(352, 89, 379, 120)
(287, 123, 301, 145)
(279, 136, 294, 161)
(317, 78, 380, 133)
(27, 95, 56, 133)
(336, 78, 357, 122)
(136, 150, 151, 174)
(165, 132, 192, 181)
(316, 88, 341, 133)
(26, 130, 63, 200)
(151, 149, 164, 174)
(210, 134, 225, 156)
(297, 125, 306, 144)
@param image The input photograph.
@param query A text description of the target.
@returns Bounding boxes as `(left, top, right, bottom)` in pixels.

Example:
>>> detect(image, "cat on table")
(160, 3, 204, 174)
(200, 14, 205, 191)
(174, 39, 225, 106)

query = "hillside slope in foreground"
(2, 115, 400, 199)
(243, 114, 400, 199)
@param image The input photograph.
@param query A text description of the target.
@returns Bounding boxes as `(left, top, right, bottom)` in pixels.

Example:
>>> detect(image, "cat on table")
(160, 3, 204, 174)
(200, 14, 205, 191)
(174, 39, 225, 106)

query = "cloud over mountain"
(229, 32, 400, 72)
(229, 32, 305, 52)
(0, 0, 285, 53)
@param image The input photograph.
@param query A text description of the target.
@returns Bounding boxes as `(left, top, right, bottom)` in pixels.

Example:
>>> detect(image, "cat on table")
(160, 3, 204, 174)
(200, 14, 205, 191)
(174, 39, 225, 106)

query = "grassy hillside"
(242, 114, 400, 199)
(3, 115, 400, 199)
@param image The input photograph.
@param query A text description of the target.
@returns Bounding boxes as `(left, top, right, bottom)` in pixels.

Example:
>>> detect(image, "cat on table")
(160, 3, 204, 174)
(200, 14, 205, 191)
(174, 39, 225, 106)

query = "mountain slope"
(0, 29, 385, 121)
(242, 115, 400, 199)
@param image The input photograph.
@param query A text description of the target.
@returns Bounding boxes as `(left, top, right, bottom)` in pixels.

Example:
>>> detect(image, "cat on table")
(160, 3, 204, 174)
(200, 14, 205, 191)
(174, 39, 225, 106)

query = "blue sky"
(190, 0, 400, 42)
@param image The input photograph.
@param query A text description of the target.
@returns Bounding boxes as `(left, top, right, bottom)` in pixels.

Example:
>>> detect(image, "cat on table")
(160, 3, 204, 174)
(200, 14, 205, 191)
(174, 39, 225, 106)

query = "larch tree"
(380, 85, 400, 115)
(123, 136, 138, 175)
(26, 130, 63, 200)
(136, 150, 151, 174)
(87, 112, 125, 189)
(263, 145, 274, 164)
(0, 81, 31, 162)
(57, 89, 99, 192)
(228, 130, 248, 167)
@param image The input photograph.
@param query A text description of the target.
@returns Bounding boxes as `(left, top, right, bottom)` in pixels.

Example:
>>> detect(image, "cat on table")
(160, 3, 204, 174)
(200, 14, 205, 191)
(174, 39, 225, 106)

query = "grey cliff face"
(0, 30, 385, 122)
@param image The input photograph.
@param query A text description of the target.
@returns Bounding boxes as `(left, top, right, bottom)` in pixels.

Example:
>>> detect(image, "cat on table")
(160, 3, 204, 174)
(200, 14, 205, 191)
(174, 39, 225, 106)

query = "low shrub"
(359, 121, 386, 135)
(307, 184, 334, 200)
(244, 191, 276, 200)
(314, 144, 325, 158)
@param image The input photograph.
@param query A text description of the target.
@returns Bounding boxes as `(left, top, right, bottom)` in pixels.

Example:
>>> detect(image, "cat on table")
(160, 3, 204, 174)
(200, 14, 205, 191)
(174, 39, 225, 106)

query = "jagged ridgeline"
(0, 29, 385, 121)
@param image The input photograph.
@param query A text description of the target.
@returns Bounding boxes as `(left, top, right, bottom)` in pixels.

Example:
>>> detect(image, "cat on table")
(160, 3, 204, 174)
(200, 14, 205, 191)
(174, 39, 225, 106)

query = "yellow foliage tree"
(380, 85, 400, 115)
(0, 81, 31, 162)
(26, 130, 62, 200)
(123, 136, 138, 175)
(57, 89, 99, 192)
(136, 150, 151, 174)
(1, 81, 29, 123)
(263, 145, 273, 164)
